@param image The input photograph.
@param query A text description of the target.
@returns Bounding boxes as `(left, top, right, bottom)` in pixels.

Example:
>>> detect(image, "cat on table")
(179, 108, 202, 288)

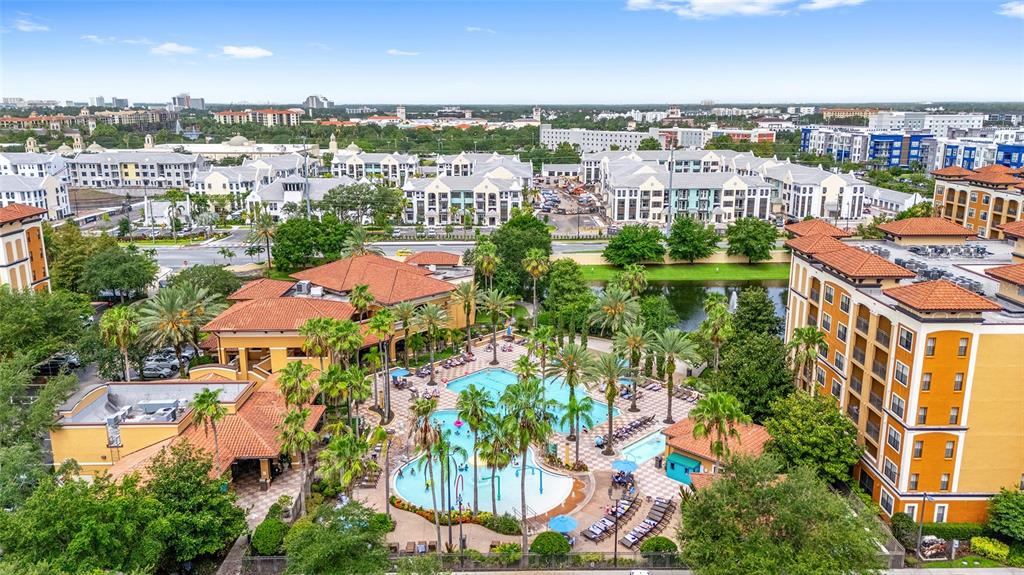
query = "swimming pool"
(446, 368, 619, 434)
(393, 410, 573, 517)
(620, 431, 666, 464)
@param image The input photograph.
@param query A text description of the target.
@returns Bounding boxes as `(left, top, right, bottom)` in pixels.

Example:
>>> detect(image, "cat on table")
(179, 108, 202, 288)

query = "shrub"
(889, 512, 919, 550)
(483, 513, 522, 536)
(370, 512, 395, 533)
(530, 531, 571, 555)
(266, 502, 283, 520)
(639, 535, 678, 555)
(922, 522, 985, 541)
(971, 536, 1010, 562)
(251, 517, 289, 556)
(494, 542, 521, 566)
(988, 488, 1024, 543)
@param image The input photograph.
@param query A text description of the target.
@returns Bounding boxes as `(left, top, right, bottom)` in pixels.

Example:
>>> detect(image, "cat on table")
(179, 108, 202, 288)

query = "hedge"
(639, 535, 678, 554)
(530, 531, 571, 555)
(922, 522, 985, 541)
(971, 536, 1010, 561)
(251, 517, 289, 556)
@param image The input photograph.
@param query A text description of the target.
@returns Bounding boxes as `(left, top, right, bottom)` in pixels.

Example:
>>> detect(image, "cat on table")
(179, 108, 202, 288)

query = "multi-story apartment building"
(401, 175, 524, 227)
(0, 152, 69, 183)
(246, 175, 356, 221)
(67, 151, 204, 190)
(434, 152, 533, 187)
(330, 147, 419, 186)
(213, 108, 303, 127)
(865, 186, 929, 219)
(822, 108, 878, 121)
(932, 165, 1024, 239)
(581, 149, 752, 183)
(0, 204, 50, 291)
(0, 113, 82, 130)
(784, 217, 1024, 524)
(924, 137, 1024, 171)
(762, 162, 865, 222)
(304, 95, 334, 109)
(154, 134, 318, 161)
(241, 154, 316, 184)
(93, 108, 175, 127)
(800, 126, 933, 168)
(189, 165, 264, 199)
(0, 175, 70, 219)
(540, 125, 651, 153)
(869, 112, 985, 135)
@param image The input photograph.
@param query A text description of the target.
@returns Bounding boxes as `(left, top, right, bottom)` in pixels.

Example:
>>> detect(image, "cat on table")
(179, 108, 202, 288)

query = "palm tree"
(320, 425, 385, 495)
(218, 247, 236, 264)
(192, 387, 227, 470)
(341, 225, 384, 257)
(349, 283, 374, 321)
(522, 248, 550, 329)
(559, 394, 596, 465)
(277, 406, 317, 471)
(328, 319, 363, 369)
(613, 322, 651, 413)
(477, 413, 513, 516)
(299, 317, 333, 371)
(450, 282, 477, 355)
(430, 428, 468, 548)
(615, 264, 648, 298)
(650, 328, 699, 424)
(408, 397, 442, 553)
(548, 342, 597, 441)
(699, 293, 733, 372)
(345, 366, 371, 426)
(393, 302, 416, 370)
(475, 241, 499, 290)
(512, 354, 537, 382)
(278, 360, 315, 408)
(100, 306, 139, 381)
(414, 304, 448, 386)
(589, 286, 640, 336)
(788, 326, 826, 394)
(248, 212, 276, 270)
(476, 289, 513, 365)
(690, 391, 751, 460)
(368, 308, 396, 418)
(589, 352, 629, 456)
(173, 282, 227, 355)
(244, 244, 263, 262)
(138, 287, 192, 375)
(456, 384, 494, 513)
(501, 377, 556, 566)
(317, 364, 346, 419)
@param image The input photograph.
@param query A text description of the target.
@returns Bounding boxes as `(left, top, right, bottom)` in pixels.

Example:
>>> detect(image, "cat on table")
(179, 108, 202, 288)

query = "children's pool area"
(620, 431, 666, 464)
(445, 367, 619, 434)
(393, 410, 574, 517)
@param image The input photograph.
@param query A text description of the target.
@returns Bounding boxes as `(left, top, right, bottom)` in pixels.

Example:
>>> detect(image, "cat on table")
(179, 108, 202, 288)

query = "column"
(259, 458, 271, 491)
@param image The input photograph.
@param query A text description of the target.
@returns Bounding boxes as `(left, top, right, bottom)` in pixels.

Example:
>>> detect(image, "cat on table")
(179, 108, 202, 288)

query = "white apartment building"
(869, 112, 984, 136)
(330, 147, 419, 186)
(152, 134, 319, 161)
(802, 127, 874, 164)
(189, 166, 265, 199)
(581, 149, 752, 183)
(434, 152, 533, 187)
(242, 154, 316, 184)
(0, 175, 70, 219)
(401, 175, 523, 227)
(864, 186, 929, 218)
(67, 151, 204, 190)
(540, 125, 650, 153)
(246, 175, 356, 221)
(762, 162, 865, 222)
(0, 152, 69, 184)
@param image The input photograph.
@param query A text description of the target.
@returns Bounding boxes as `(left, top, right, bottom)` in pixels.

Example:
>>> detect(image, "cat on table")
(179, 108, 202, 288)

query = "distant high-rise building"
(304, 95, 334, 109)
(345, 105, 377, 115)
(171, 93, 205, 110)
(111, 97, 129, 108)
(396, 105, 407, 121)
(89, 96, 106, 107)
(533, 106, 543, 122)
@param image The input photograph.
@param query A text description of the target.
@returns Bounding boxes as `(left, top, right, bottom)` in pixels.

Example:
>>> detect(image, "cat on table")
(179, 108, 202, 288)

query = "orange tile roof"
(203, 297, 355, 332)
(931, 166, 975, 178)
(975, 164, 1015, 174)
(404, 251, 461, 266)
(984, 263, 1024, 286)
(883, 280, 1001, 312)
(876, 217, 973, 237)
(227, 278, 295, 301)
(967, 172, 1023, 186)
(0, 203, 47, 224)
(784, 219, 852, 238)
(1000, 220, 1024, 239)
(813, 246, 916, 279)
(687, 472, 719, 491)
(290, 254, 454, 305)
(662, 419, 770, 464)
(784, 233, 849, 255)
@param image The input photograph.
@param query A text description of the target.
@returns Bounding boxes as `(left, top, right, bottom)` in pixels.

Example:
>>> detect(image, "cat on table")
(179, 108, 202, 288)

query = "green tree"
(725, 217, 777, 264)
(217, 247, 236, 263)
(732, 286, 782, 336)
(248, 212, 276, 270)
(489, 211, 551, 298)
(639, 294, 679, 333)
(413, 303, 448, 385)
(477, 289, 514, 366)
(698, 293, 733, 372)
(407, 397, 442, 552)
(0, 286, 93, 361)
(450, 282, 477, 355)
(522, 248, 550, 328)
(340, 224, 384, 257)
(713, 332, 794, 423)
(81, 246, 158, 302)
(612, 263, 648, 297)
(637, 137, 662, 151)
(764, 393, 862, 486)
(589, 352, 629, 456)
(678, 455, 884, 575)
(456, 384, 495, 514)
(277, 406, 317, 472)
(667, 216, 719, 263)
(393, 302, 416, 370)
(690, 390, 751, 460)
(283, 501, 391, 575)
(589, 286, 640, 335)
(988, 488, 1024, 543)
(278, 360, 315, 408)
(530, 531, 571, 555)
(191, 388, 227, 469)
(99, 306, 140, 381)
(477, 413, 514, 516)
(44, 222, 117, 293)
(349, 283, 374, 321)
(613, 321, 651, 413)
(166, 265, 242, 301)
(602, 224, 666, 266)
(650, 328, 699, 424)
(787, 326, 827, 393)
(117, 217, 132, 239)
(271, 217, 319, 271)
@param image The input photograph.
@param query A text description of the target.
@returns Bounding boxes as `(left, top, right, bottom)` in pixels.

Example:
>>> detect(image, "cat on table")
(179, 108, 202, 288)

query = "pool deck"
(352, 337, 694, 553)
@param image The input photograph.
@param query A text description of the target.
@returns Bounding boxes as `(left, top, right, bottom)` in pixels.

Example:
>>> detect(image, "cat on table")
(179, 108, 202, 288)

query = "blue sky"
(2, 0, 1023, 104)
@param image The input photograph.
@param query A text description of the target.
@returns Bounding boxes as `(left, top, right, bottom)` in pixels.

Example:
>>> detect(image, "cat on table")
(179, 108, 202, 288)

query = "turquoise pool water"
(393, 410, 573, 516)
(621, 431, 666, 464)
(446, 367, 619, 434)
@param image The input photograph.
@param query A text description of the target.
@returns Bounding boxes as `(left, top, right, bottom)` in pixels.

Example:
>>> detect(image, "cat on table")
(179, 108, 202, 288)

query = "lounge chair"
(405, 542, 415, 554)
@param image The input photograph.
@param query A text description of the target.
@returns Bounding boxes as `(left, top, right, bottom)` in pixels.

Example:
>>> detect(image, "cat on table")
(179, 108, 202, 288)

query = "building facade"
(402, 175, 524, 227)
(932, 165, 1024, 239)
(330, 147, 419, 186)
(0, 204, 50, 291)
(0, 175, 70, 220)
(213, 108, 303, 127)
(67, 151, 204, 189)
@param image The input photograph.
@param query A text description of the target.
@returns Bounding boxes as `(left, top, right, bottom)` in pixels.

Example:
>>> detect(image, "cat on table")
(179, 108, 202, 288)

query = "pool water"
(446, 367, 619, 434)
(620, 431, 666, 464)
(393, 410, 573, 517)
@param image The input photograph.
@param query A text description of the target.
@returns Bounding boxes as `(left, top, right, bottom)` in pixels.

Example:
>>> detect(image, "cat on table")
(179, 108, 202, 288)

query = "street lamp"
(608, 485, 620, 567)
(457, 494, 465, 563)
(915, 492, 935, 557)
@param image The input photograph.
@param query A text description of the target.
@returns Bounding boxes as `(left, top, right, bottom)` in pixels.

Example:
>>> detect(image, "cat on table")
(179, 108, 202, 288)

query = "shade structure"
(612, 459, 638, 473)
(548, 514, 578, 533)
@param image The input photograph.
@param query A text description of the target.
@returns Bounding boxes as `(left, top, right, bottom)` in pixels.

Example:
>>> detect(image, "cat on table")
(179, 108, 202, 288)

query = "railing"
(853, 348, 866, 365)
(868, 392, 883, 410)
(872, 361, 886, 380)
(806, 315, 817, 327)
(810, 289, 820, 302)
(850, 377, 863, 394)
(856, 317, 869, 334)
(866, 421, 880, 441)
(847, 404, 860, 421)
(875, 329, 891, 347)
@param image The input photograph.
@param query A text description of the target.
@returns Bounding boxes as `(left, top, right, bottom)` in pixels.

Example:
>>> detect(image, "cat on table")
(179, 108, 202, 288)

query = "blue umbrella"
(612, 459, 638, 473)
(548, 515, 578, 533)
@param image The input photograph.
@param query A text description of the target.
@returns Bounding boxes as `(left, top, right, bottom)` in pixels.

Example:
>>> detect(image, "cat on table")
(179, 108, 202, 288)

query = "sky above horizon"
(2, 0, 1023, 105)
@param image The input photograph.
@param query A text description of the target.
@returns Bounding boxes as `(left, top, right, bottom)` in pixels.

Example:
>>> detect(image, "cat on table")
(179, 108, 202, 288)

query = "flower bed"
(389, 495, 521, 535)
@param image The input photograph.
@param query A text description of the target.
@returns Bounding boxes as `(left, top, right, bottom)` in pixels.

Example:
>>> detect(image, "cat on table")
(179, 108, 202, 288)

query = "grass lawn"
(580, 263, 791, 282)
(119, 238, 207, 247)
(920, 555, 1003, 568)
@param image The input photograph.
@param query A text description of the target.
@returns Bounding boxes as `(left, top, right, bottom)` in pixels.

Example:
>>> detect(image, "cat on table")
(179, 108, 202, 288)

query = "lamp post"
(915, 492, 934, 557)
(608, 485, 620, 567)
(457, 495, 465, 564)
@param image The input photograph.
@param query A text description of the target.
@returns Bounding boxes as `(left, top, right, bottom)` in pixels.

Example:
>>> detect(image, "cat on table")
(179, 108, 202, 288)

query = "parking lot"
(533, 182, 606, 237)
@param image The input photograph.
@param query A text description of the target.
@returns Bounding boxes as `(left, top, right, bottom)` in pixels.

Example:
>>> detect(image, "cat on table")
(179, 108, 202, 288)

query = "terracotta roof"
(975, 164, 1015, 174)
(290, 254, 454, 305)
(984, 263, 1024, 286)
(198, 334, 220, 350)
(813, 246, 916, 279)
(883, 280, 1001, 312)
(876, 217, 973, 238)
(404, 251, 461, 266)
(785, 233, 849, 255)
(784, 219, 852, 238)
(1000, 220, 1024, 239)
(227, 278, 295, 301)
(0, 203, 47, 224)
(662, 419, 770, 464)
(687, 472, 720, 491)
(964, 171, 1023, 186)
(931, 166, 975, 178)
(203, 297, 355, 332)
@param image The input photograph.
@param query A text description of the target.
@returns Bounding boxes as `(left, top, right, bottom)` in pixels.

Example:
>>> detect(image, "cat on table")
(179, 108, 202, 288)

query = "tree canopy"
(667, 217, 719, 263)
(489, 211, 552, 299)
(43, 223, 118, 294)
(637, 137, 662, 151)
(732, 286, 783, 337)
(81, 246, 159, 302)
(272, 217, 322, 272)
(166, 265, 241, 301)
(283, 501, 391, 575)
(711, 331, 793, 423)
(725, 217, 777, 264)
(319, 183, 403, 227)
(603, 225, 666, 267)
(764, 393, 863, 486)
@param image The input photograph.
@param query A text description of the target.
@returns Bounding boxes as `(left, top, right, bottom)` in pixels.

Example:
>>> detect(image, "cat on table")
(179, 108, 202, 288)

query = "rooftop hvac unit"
(153, 407, 176, 422)
(309, 286, 324, 298)
(137, 399, 179, 414)
(294, 280, 312, 295)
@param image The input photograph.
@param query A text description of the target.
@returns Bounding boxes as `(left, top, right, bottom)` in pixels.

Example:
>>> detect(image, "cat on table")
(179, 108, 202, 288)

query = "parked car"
(145, 356, 180, 371)
(36, 352, 81, 376)
(142, 365, 174, 379)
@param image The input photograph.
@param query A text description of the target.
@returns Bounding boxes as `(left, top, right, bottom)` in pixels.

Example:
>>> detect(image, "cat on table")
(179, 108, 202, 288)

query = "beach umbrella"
(612, 459, 638, 473)
(548, 515, 578, 533)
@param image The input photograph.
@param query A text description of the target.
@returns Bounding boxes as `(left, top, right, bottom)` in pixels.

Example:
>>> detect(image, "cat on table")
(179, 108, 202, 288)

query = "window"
(887, 426, 902, 451)
(922, 373, 932, 391)
(894, 361, 909, 386)
(926, 337, 936, 356)
(816, 366, 826, 385)
(954, 373, 964, 392)
(840, 294, 851, 313)
(940, 474, 950, 491)
(913, 440, 923, 458)
(880, 490, 894, 515)
(831, 379, 842, 398)
(824, 285, 835, 304)
(958, 337, 968, 357)
(917, 407, 928, 425)
(909, 474, 920, 491)
(822, 312, 832, 332)
(935, 504, 948, 523)
(945, 440, 955, 458)
(837, 324, 848, 343)
(834, 351, 846, 372)
(898, 327, 913, 351)
(949, 407, 960, 425)
(883, 458, 898, 482)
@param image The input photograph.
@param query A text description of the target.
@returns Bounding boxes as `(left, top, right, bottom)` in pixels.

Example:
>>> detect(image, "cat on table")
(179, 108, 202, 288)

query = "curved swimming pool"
(394, 410, 574, 517)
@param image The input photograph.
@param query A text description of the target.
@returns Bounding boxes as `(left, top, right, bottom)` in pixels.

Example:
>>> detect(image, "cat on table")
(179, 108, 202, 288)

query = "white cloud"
(81, 34, 116, 44)
(466, 26, 496, 33)
(998, 1, 1024, 18)
(150, 42, 197, 55)
(625, 0, 862, 18)
(386, 48, 420, 56)
(14, 18, 49, 32)
(222, 45, 273, 59)
(121, 38, 153, 45)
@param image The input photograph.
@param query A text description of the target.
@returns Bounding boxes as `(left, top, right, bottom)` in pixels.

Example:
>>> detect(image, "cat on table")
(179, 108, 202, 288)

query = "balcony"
(866, 421, 880, 442)
(850, 377, 863, 394)
(875, 329, 891, 347)
(853, 347, 866, 365)
(872, 361, 887, 380)
(847, 404, 860, 421)
(856, 317, 869, 334)
(810, 289, 820, 302)
(869, 392, 883, 410)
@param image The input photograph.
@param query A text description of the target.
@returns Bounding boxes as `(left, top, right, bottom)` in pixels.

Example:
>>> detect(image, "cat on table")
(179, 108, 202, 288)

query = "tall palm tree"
(138, 287, 192, 375)
(456, 384, 494, 513)
(613, 322, 651, 413)
(368, 308, 396, 417)
(408, 397, 442, 553)
(341, 225, 384, 257)
(615, 263, 648, 298)
(690, 391, 751, 460)
(450, 282, 477, 355)
(476, 289, 513, 365)
(100, 306, 139, 381)
(548, 342, 598, 441)
(393, 302, 416, 370)
(173, 282, 227, 355)
(320, 425, 385, 495)
(788, 326, 826, 395)
(248, 212, 276, 271)
(299, 317, 333, 371)
(349, 283, 374, 321)
(527, 325, 556, 372)
(589, 352, 630, 456)
(699, 293, 733, 372)
(559, 394, 596, 465)
(277, 406, 316, 471)
(278, 360, 315, 408)
(650, 328, 699, 424)
(522, 248, 550, 329)
(512, 354, 538, 382)
(430, 428, 468, 549)
(345, 366, 371, 426)
(414, 304, 448, 386)
(317, 364, 346, 420)
(501, 377, 556, 566)
(477, 412, 513, 516)
(475, 241, 499, 290)
(328, 319, 363, 369)
(192, 387, 227, 470)
(589, 286, 640, 336)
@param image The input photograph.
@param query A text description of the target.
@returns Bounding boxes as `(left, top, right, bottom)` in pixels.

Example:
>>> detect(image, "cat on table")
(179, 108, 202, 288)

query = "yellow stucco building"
(0, 203, 50, 292)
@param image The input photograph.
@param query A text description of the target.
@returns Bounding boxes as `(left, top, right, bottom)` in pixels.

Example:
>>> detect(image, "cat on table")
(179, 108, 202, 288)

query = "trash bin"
(655, 455, 663, 469)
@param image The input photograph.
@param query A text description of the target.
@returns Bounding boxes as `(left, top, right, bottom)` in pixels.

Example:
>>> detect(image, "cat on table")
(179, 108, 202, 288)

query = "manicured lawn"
(580, 263, 791, 282)
(920, 555, 1003, 568)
